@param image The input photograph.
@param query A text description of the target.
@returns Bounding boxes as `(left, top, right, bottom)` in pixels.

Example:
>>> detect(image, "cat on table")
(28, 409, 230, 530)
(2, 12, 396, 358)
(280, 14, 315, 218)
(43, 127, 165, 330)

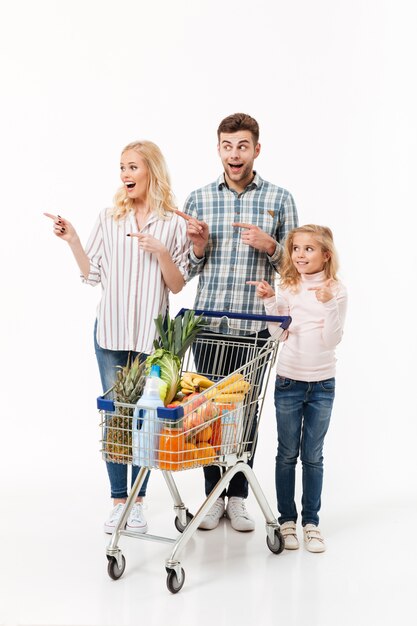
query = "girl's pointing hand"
(308, 278, 335, 303)
(246, 279, 275, 299)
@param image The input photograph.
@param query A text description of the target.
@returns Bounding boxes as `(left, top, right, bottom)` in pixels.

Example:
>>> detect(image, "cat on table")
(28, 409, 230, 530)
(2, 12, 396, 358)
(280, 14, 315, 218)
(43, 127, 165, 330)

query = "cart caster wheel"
(107, 554, 126, 580)
(174, 510, 194, 533)
(267, 529, 284, 554)
(166, 567, 185, 594)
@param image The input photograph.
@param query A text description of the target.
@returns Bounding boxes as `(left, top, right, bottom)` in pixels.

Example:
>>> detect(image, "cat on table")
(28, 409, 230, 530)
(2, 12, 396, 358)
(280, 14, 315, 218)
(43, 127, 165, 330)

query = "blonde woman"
(45, 140, 188, 534)
(249, 225, 347, 553)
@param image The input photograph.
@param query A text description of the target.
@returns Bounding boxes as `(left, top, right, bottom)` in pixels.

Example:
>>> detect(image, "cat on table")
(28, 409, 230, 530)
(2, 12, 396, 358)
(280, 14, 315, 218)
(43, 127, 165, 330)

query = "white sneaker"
(126, 502, 148, 533)
(226, 497, 255, 532)
(303, 524, 326, 552)
(104, 503, 125, 534)
(280, 521, 299, 550)
(198, 497, 225, 530)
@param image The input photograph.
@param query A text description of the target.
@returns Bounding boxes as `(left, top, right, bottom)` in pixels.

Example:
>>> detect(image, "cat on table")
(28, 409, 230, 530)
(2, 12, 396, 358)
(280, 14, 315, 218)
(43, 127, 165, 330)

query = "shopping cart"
(98, 309, 291, 593)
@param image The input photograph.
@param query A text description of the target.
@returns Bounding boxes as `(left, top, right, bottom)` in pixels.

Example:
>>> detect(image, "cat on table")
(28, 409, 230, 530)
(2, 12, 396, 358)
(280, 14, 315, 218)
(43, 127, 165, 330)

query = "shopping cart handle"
(97, 396, 115, 411)
(97, 395, 184, 419)
(177, 308, 292, 330)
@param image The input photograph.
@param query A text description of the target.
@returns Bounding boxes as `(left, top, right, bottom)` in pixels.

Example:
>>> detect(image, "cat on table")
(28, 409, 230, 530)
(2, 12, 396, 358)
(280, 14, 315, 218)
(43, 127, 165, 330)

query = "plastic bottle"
(132, 366, 164, 466)
(148, 364, 168, 402)
(158, 412, 186, 471)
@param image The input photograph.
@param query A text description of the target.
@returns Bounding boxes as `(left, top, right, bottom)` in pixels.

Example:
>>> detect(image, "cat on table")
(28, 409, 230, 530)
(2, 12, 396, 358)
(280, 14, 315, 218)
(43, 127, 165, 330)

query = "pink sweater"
(264, 270, 347, 382)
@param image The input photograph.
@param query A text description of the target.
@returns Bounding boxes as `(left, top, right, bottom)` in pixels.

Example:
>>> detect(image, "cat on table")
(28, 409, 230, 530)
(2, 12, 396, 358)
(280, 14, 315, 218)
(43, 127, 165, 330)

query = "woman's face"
(291, 232, 329, 275)
(120, 149, 150, 204)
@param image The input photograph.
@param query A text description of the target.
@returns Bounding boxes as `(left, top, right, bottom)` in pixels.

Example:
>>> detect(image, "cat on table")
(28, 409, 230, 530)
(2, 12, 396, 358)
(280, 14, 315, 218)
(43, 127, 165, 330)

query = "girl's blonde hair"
(279, 224, 339, 290)
(112, 140, 176, 220)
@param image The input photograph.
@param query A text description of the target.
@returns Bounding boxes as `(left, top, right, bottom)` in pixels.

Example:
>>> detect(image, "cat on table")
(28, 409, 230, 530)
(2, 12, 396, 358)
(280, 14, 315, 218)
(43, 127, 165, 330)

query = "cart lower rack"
(98, 309, 291, 593)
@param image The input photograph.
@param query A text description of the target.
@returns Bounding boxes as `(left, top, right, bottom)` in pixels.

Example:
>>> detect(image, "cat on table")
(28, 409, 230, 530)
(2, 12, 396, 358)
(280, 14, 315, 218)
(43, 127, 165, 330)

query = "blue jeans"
(94, 322, 150, 499)
(193, 329, 270, 499)
(274, 376, 335, 526)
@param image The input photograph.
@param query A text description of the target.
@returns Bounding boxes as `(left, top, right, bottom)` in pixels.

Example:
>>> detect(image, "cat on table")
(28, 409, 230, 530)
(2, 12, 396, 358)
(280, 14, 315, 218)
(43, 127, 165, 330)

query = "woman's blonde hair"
(112, 140, 176, 220)
(279, 224, 339, 290)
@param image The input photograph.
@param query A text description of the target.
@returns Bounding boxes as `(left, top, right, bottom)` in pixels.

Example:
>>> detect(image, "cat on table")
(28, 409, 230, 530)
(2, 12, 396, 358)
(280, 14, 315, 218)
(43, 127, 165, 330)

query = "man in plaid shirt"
(184, 113, 298, 532)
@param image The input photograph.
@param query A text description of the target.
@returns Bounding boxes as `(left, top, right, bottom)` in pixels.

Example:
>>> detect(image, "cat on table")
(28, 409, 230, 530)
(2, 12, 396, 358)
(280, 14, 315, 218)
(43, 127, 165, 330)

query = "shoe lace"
(207, 499, 224, 519)
(109, 503, 125, 522)
(228, 498, 250, 519)
(129, 503, 145, 523)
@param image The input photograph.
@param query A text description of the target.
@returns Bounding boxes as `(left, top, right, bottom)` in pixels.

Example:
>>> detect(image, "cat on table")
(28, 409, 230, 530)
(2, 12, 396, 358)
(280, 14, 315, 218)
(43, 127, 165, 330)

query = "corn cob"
(221, 380, 250, 394)
(217, 373, 244, 389)
(214, 393, 245, 403)
(203, 377, 250, 401)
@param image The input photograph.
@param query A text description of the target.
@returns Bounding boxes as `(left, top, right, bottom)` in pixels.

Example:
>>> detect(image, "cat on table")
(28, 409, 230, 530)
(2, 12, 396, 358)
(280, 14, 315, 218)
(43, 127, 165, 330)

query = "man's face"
(218, 130, 261, 192)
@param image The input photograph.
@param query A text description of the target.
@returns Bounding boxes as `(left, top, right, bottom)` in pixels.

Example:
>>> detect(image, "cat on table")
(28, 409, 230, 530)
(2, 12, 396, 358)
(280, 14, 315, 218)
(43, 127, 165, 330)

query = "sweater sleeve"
(264, 292, 290, 340)
(321, 284, 348, 348)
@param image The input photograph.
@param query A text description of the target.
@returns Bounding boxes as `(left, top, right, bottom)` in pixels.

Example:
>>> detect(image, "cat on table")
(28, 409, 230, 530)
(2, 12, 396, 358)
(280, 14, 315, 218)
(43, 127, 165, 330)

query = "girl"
(248, 224, 347, 552)
(45, 140, 188, 534)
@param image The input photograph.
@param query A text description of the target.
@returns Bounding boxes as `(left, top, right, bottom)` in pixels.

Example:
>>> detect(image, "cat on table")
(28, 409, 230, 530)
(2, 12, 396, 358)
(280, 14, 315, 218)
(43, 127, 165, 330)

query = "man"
(184, 112, 298, 532)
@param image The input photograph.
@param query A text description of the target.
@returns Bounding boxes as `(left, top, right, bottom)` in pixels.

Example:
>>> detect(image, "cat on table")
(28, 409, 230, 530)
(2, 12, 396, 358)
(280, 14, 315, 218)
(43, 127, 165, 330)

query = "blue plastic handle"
(157, 405, 184, 419)
(176, 308, 292, 330)
(97, 396, 185, 421)
(97, 396, 115, 411)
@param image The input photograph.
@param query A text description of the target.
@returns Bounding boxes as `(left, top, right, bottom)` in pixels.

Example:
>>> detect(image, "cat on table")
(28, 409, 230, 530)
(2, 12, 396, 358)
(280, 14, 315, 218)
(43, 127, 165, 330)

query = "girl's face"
(291, 232, 330, 275)
(120, 149, 149, 204)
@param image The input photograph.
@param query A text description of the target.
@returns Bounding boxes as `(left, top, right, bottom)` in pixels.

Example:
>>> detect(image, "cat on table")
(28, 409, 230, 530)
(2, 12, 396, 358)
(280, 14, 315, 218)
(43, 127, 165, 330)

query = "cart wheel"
(174, 510, 194, 533)
(166, 567, 185, 594)
(266, 529, 284, 554)
(107, 554, 126, 580)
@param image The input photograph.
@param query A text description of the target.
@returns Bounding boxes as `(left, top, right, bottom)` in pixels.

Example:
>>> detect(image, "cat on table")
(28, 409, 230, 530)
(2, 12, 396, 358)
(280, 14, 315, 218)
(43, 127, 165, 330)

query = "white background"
(1, 1, 416, 625)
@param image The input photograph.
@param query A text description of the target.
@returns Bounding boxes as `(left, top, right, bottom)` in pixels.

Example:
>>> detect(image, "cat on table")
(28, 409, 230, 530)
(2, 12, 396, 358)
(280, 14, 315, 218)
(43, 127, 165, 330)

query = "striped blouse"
(82, 207, 189, 354)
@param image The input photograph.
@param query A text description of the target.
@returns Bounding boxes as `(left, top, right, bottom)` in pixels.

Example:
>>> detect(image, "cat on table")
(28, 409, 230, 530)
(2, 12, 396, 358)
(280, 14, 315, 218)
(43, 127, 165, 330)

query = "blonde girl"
(248, 224, 347, 552)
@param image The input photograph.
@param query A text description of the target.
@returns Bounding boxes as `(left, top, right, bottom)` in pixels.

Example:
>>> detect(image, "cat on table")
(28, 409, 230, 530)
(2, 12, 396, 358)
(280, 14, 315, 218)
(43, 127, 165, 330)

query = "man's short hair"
(217, 113, 260, 145)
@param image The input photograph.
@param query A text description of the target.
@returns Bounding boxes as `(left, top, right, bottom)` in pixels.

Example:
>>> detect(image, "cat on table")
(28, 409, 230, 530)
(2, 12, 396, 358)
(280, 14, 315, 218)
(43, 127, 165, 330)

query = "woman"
(45, 140, 188, 534)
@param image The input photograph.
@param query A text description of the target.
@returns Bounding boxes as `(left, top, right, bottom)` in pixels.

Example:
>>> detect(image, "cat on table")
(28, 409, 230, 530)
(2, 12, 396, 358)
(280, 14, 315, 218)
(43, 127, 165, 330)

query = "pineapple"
(105, 353, 146, 463)
(153, 310, 207, 358)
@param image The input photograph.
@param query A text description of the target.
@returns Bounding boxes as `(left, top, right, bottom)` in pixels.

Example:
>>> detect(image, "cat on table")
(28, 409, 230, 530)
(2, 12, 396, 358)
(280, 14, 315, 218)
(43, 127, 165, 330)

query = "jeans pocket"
(276, 376, 294, 390)
(318, 378, 336, 392)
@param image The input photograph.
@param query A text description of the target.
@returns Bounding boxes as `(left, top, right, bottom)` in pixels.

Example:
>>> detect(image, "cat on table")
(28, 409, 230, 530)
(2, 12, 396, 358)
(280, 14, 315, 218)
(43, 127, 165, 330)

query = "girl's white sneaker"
(280, 521, 299, 550)
(303, 524, 326, 552)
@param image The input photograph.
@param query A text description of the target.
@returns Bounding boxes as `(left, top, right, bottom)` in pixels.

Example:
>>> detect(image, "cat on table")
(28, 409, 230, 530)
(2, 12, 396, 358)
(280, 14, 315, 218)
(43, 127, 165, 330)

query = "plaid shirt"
(184, 172, 298, 334)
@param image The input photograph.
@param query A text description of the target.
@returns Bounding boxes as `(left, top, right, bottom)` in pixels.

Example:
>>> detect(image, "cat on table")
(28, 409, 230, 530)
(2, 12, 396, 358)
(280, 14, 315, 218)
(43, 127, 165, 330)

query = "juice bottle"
(158, 413, 185, 471)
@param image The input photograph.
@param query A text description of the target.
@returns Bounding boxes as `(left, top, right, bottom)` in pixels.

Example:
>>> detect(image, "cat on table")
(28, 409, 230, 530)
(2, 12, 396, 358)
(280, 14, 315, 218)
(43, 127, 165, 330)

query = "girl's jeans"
(274, 376, 335, 526)
(94, 322, 150, 499)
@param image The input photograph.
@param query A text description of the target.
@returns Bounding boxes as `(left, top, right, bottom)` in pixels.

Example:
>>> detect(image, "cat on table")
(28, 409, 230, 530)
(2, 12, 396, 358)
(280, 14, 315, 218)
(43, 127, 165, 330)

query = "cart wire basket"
(98, 309, 291, 593)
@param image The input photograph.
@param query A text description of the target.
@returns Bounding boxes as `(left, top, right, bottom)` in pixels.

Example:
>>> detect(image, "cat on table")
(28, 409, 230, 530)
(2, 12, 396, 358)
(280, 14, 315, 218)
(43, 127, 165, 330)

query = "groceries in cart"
(102, 366, 253, 471)
(99, 309, 260, 471)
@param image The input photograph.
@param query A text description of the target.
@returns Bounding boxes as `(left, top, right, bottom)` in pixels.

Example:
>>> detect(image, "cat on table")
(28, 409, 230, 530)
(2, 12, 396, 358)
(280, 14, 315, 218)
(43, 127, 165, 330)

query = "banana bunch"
(180, 372, 214, 395)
